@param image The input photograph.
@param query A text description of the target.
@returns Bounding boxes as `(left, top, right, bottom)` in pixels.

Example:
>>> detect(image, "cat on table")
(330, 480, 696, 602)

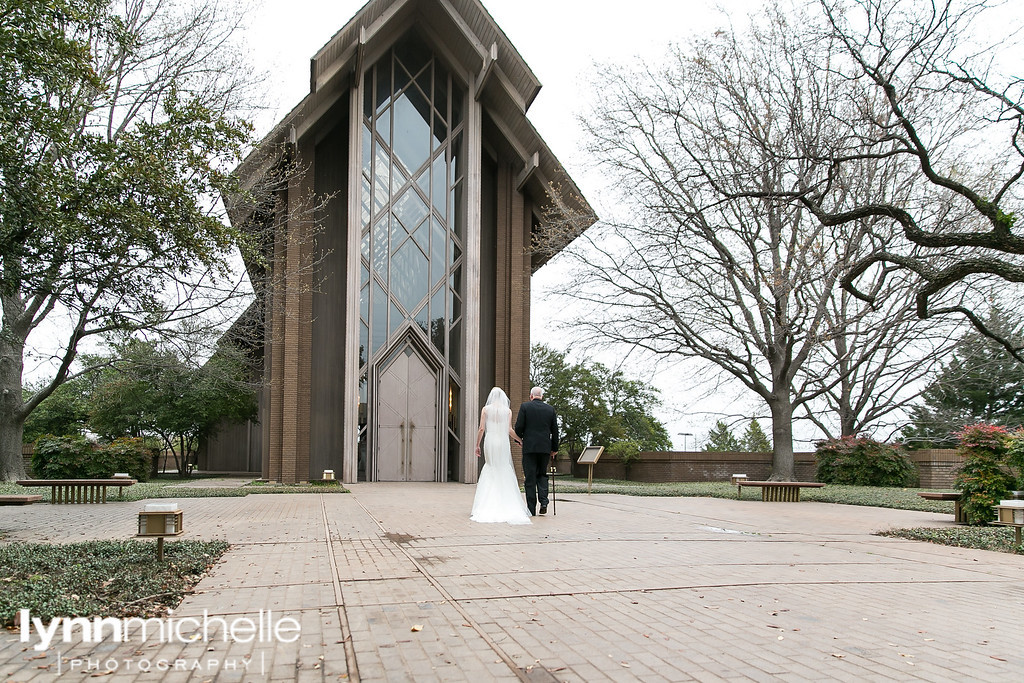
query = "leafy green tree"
(902, 308, 1024, 448)
(22, 379, 90, 442)
(88, 339, 257, 477)
(742, 420, 772, 453)
(530, 345, 605, 457)
(530, 344, 671, 455)
(0, 0, 261, 480)
(594, 367, 672, 451)
(703, 421, 742, 452)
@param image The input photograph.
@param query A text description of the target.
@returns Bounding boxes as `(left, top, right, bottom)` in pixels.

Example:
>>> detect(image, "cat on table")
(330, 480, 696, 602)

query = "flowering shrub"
(954, 423, 1014, 525)
(814, 435, 916, 487)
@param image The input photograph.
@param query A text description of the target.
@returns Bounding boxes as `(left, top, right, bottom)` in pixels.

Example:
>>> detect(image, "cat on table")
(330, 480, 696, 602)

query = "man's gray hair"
(530, 387, 544, 398)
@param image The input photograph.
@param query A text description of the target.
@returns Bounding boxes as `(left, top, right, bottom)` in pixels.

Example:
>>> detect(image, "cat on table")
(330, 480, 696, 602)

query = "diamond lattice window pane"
(361, 176, 371, 228)
(431, 218, 445, 287)
(392, 90, 431, 175)
(375, 58, 392, 113)
(373, 216, 389, 275)
(373, 143, 390, 216)
(414, 301, 428, 336)
(430, 287, 445, 354)
(431, 154, 446, 219)
(372, 279, 388, 356)
(390, 300, 404, 335)
(394, 188, 428, 233)
(390, 240, 428, 313)
(411, 216, 429, 253)
(362, 123, 372, 175)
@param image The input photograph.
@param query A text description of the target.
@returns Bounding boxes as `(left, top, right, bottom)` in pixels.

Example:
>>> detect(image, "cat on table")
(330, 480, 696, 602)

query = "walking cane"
(549, 464, 557, 515)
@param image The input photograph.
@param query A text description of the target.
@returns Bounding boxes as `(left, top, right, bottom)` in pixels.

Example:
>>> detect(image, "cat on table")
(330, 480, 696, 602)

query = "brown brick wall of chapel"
(491, 161, 533, 478)
(264, 142, 315, 484)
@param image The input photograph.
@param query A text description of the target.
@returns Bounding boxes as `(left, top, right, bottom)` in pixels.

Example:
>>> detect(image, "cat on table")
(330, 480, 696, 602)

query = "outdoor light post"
(677, 432, 693, 451)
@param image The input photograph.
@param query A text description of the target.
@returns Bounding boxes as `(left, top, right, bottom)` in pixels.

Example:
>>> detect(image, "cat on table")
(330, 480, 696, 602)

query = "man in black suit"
(514, 386, 559, 515)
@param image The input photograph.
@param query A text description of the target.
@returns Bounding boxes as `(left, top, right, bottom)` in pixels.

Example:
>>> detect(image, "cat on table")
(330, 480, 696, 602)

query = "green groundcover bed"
(0, 539, 229, 628)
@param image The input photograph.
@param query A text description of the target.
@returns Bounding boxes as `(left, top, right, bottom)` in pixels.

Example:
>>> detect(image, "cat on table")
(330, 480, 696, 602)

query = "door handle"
(408, 422, 415, 477)
(400, 420, 407, 478)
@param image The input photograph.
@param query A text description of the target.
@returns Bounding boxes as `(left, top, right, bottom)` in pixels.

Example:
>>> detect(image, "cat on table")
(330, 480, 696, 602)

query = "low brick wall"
(571, 449, 964, 488)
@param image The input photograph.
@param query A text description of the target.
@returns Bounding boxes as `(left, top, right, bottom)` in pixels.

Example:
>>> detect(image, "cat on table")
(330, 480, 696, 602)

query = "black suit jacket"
(514, 399, 560, 454)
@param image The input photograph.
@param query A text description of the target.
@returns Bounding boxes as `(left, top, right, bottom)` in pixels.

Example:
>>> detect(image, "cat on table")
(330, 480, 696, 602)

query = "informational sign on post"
(576, 445, 604, 493)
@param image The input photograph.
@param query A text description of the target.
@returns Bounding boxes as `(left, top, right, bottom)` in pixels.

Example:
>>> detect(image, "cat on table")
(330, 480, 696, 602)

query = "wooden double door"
(374, 341, 439, 481)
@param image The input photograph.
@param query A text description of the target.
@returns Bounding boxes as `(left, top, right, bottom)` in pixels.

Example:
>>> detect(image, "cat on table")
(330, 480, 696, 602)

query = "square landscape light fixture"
(137, 503, 184, 536)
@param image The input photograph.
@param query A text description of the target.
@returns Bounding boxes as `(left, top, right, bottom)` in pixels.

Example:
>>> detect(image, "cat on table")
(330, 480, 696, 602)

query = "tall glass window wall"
(358, 33, 465, 480)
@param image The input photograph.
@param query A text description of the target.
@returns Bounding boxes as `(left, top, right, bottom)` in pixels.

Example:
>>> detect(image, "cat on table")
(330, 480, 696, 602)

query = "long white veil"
(484, 387, 510, 411)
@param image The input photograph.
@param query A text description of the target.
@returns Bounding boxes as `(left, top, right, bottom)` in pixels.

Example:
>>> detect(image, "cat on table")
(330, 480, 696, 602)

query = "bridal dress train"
(471, 404, 532, 525)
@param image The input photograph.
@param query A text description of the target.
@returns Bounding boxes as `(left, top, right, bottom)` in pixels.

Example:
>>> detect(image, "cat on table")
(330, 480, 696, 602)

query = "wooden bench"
(917, 491, 967, 524)
(738, 480, 825, 502)
(0, 495, 42, 505)
(16, 479, 136, 504)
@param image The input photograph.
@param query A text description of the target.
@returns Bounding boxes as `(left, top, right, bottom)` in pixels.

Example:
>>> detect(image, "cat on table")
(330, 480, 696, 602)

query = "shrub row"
(31, 435, 152, 482)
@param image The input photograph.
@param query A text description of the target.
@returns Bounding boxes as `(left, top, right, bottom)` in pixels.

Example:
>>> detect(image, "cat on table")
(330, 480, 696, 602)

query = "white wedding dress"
(471, 403, 532, 525)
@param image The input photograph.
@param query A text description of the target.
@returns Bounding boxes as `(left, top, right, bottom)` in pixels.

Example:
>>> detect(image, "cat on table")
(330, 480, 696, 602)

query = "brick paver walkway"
(2, 483, 1022, 681)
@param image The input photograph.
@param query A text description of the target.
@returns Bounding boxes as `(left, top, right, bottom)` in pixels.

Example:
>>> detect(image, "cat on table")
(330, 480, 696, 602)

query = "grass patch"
(0, 476, 349, 501)
(879, 526, 1024, 554)
(0, 539, 229, 627)
(552, 478, 954, 513)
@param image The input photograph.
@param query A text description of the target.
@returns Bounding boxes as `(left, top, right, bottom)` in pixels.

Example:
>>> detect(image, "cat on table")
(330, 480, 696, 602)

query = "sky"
(243, 0, 786, 450)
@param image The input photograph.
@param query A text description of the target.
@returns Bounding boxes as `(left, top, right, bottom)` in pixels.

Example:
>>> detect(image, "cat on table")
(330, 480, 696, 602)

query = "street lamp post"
(677, 432, 693, 452)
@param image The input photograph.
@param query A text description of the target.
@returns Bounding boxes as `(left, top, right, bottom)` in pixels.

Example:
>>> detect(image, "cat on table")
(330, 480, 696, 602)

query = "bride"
(471, 387, 532, 525)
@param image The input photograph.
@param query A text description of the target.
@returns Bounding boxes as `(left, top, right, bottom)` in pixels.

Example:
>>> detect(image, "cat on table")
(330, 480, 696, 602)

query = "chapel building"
(201, 0, 594, 483)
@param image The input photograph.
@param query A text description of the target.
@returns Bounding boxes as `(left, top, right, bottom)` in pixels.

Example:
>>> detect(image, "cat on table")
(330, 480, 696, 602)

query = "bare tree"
(548, 9, 879, 479)
(544, 4, 963, 478)
(795, 155, 964, 439)
(800, 281, 961, 439)
(777, 0, 1024, 355)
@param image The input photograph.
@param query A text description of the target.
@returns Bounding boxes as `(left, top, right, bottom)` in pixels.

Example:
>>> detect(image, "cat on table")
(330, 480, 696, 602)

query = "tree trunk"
(0, 332, 27, 481)
(768, 395, 796, 481)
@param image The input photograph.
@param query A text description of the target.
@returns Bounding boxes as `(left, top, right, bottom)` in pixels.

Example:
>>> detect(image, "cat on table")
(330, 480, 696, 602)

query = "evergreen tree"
(742, 419, 772, 452)
(703, 421, 742, 452)
(902, 307, 1024, 448)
